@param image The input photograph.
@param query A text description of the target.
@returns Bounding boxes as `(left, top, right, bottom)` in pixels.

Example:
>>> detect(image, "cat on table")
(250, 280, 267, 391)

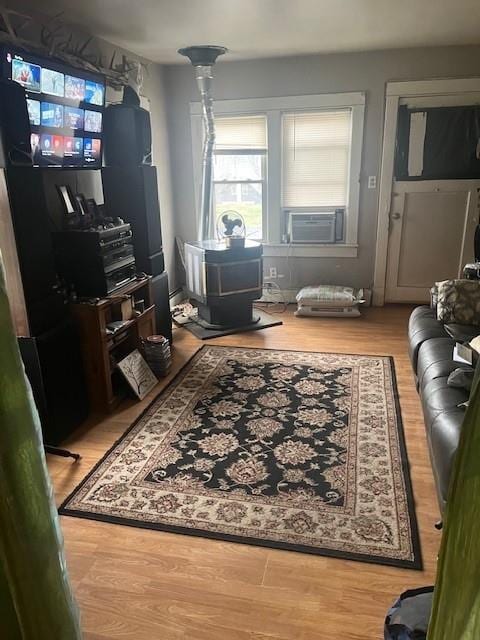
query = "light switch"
(368, 176, 377, 189)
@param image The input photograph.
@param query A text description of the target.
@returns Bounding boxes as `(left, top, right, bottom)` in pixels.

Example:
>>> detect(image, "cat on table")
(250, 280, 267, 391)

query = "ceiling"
(27, 0, 480, 64)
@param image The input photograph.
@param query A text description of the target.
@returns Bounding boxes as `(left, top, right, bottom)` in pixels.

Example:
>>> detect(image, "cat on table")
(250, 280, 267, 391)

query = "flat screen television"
(3, 47, 105, 169)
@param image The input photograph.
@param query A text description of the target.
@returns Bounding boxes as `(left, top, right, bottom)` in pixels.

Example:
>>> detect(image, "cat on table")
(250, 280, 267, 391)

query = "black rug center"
(144, 360, 352, 506)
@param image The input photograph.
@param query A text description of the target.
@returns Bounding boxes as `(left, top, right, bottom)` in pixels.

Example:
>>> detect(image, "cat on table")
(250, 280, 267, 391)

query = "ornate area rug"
(60, 346, 421, 569)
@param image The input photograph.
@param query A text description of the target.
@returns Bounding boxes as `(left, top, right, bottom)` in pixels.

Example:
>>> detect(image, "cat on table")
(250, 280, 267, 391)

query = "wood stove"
(185, 239, 262, 328)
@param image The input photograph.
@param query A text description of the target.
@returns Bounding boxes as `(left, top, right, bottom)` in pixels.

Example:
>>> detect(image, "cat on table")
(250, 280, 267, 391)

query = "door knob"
(391, 212, 401, 220)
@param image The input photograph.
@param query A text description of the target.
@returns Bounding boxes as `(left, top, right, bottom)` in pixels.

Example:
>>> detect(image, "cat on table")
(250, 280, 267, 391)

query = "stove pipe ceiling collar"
(178, 45, 227, 242)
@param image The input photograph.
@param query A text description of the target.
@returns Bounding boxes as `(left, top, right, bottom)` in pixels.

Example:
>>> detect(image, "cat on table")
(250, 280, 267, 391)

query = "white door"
(374, 80, 480, 307)
(385, 180, 478, 303)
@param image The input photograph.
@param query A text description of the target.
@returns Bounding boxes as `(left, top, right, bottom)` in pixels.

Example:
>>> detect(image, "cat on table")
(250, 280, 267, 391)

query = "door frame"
(373, 77, 480, 306)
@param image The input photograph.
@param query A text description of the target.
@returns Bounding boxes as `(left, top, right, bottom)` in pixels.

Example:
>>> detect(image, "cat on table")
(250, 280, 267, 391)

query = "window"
(282, 109, 352, 208)
(213, 115, 267, 240)
(191, 93, 364, 256)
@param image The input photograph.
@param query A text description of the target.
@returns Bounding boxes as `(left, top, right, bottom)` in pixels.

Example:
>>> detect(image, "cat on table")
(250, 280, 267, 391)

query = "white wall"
(164, 45, 480, 291)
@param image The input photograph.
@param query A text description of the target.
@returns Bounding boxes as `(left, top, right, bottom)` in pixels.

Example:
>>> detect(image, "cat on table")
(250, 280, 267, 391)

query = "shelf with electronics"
(72, 275, 156, 413)
(0, 40, 172, 450)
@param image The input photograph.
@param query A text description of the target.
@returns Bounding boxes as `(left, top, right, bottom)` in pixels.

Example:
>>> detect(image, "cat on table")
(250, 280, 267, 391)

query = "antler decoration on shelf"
(0, 4, 146, 90)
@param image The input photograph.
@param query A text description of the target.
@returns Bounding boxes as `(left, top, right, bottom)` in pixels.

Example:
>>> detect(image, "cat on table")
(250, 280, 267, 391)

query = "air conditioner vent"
(288, 211, 337, 244)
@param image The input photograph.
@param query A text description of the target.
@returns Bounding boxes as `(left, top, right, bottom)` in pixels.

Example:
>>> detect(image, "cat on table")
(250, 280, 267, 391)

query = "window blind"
(215, 115, 267, 150)
(282, 109, 352, 207)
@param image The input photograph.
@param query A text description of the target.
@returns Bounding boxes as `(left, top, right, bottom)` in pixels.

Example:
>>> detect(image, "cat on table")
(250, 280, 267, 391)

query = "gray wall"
(164, 45, 480, 291)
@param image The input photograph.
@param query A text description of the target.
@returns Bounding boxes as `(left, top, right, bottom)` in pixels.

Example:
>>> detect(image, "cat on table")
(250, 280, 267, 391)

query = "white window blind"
(282, 109, 352, 208)
(215, 115, 267, 150)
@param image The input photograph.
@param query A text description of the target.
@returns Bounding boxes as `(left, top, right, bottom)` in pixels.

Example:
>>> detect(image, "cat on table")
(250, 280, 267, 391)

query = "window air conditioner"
(288, 211, 338, 244)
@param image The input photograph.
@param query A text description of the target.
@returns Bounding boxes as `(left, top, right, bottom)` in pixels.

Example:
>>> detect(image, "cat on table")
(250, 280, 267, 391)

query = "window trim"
(190, 92, 365, 258)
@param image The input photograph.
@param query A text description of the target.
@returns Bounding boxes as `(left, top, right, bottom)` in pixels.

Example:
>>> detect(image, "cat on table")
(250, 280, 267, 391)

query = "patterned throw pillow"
(436, 279, 480, 325)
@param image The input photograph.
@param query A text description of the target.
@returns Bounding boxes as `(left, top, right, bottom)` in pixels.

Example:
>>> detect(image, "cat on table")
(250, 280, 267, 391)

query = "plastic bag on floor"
(384, 587, 434, 639)
(296, 285, 364, 306)
(295, 285, 365, 317)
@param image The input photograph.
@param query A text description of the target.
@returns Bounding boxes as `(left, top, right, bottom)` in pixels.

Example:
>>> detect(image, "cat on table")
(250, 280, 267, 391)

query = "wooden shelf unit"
(72, 276, 156, 413)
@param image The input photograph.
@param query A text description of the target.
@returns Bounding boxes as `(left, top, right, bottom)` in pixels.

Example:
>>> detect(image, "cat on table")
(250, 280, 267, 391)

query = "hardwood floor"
(48, 304, 440, 640)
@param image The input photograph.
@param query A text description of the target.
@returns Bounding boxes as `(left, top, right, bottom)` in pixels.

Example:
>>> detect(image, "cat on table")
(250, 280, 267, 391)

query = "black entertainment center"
(0, 45, 171, 446)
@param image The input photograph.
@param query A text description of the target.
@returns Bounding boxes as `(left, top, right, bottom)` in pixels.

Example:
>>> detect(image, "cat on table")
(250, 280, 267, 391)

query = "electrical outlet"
(269, 267, 277, 279)
(368, 176, 377, 189)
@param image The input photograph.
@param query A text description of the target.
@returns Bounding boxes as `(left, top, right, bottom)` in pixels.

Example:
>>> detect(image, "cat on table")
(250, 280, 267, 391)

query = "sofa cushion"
(420, 376, 468, 436)
(417, 337, 473, 391)
(408, 306, 448, 373)
(416, 337, 470, 390)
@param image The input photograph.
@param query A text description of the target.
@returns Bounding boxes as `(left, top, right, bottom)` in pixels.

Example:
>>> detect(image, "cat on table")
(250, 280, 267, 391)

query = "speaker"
(152, 271, 172, 344)
(6, 167, 66, 335)
(18, 319, 89, 445)
(0, 79, 32, 167)
(102, 165, 164, 275)
(103, 103, 152, 167)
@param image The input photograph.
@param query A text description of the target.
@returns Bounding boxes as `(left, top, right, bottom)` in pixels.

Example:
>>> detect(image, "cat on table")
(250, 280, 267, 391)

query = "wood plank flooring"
(48, 304, 440, 640)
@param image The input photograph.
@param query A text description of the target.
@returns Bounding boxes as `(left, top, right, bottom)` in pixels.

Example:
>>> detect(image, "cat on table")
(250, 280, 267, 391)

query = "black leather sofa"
(408, 306, 478, 512)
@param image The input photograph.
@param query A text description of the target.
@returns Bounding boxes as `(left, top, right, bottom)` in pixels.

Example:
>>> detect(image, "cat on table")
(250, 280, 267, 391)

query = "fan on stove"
(216, 211, 246, 247)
